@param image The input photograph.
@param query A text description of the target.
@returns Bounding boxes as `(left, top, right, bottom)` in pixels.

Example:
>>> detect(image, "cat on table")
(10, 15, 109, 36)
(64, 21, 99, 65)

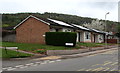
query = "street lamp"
(105, 12, 109, 49)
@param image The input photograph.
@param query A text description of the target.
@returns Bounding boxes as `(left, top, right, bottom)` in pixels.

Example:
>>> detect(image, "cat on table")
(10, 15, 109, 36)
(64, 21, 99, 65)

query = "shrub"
(35, 49, 46, 54)
(45, 32, 77, 47)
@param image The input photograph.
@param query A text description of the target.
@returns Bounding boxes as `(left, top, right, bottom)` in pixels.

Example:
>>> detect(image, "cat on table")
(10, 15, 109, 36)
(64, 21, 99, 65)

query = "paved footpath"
(2, 47, 119, 71)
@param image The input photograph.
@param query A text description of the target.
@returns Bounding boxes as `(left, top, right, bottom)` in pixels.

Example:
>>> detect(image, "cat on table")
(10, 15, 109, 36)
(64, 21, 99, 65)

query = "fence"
(2, 30, 16, 42)
(107, 39, 118, 44)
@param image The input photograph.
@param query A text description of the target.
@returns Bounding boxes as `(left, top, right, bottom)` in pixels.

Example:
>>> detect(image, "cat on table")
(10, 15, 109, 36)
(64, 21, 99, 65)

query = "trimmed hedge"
(45, 32, 77, 47)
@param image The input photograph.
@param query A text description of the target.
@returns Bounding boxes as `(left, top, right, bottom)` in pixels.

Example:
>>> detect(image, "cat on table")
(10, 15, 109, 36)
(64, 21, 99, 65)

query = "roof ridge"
(14, 15, 50, 29)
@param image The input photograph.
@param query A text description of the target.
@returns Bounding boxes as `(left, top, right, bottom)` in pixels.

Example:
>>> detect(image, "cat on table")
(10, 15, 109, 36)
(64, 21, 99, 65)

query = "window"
(65, 30, 68, 32)
(67, 29, 71, 32)
(64, 29, 71, 32)
(99, 35, 103, 40)
(50, 28, 56, 32)
(56, 29, 59, 32)
(85, 32, 90, 39)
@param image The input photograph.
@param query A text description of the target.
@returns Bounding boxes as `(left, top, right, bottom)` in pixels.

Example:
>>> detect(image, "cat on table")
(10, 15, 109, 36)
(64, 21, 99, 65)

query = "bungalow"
(71, 24, 92, 43)
(47, 18, 74, 32)
(90, 29, 105, 43)
(70, 24, 105, 43)
(14, 15, 74, 44)
(14, 15, 109, 44)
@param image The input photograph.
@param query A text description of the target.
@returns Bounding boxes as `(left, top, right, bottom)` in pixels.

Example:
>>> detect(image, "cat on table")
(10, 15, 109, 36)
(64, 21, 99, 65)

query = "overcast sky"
(0, 0, 119, 22)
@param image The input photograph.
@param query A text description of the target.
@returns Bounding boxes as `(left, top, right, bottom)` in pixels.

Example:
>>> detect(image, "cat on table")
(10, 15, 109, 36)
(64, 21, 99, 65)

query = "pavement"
(60, 47, 118, 59)
(2, 47, 118, 71)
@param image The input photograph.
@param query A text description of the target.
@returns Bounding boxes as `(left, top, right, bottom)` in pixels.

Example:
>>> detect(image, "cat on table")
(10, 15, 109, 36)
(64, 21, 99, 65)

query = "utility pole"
(105, 12, 109, 49)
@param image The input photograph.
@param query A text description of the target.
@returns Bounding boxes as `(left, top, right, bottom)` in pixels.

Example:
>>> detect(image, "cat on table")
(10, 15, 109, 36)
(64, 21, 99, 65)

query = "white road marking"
(0, 70, 2, 73)
(92, 67, 104, 71)
(2, 59, 62, 71)
(15, 65, 24, 67)
(35, 62, 41, 64)
(2, 68, 8, 70)
(111, 62, 118, 66)
(103, 67, 110, 71)
(6, 67, 13, 69)
(103, 61, 112, 66)
(49, 61, 55, 63)
(56, 60, 61, 62)
(19, 66, 28, 69)
(7, 68, 16, 71)
(77, 68, 85, 71)
(26, 63, 34, 66)
(86, 69, 92, 71)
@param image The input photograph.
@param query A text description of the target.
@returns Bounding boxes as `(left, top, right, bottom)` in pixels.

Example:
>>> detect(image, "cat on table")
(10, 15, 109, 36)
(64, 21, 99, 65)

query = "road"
(2, 48, 118, 71)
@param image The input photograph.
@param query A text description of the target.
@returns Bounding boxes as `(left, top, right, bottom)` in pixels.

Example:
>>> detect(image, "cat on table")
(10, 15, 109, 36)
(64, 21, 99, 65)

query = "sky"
(0, 0, 119, 22)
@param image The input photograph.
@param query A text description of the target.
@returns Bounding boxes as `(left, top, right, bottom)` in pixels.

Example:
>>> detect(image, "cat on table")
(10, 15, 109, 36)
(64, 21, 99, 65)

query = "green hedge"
(45, 32, 77, 47)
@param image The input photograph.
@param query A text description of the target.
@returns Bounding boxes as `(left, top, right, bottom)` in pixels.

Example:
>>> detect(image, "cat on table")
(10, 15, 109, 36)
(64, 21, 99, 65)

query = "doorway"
(78, 32, 81, 42)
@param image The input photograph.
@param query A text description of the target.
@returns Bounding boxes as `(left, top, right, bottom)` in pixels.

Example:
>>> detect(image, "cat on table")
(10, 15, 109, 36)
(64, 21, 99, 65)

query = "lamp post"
(105, 12, 109, 49)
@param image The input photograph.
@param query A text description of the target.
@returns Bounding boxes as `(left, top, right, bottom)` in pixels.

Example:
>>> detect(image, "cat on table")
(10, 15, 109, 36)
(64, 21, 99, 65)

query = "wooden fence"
(107, 39, 118, 44)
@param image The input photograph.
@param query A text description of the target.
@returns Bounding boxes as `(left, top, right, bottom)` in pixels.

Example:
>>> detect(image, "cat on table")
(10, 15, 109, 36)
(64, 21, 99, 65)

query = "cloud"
(0, 0, 118, 21)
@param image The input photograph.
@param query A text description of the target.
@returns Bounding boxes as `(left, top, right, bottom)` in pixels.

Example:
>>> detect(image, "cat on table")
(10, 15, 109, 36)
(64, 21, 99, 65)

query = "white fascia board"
(30, 15, 50, 25)
(71, 24, 89, 31)
(92, 29, 108, 35)
(47, 18, 73, 27)
(91, 29, 100, 33)
(104, 32, 113, 35)
(14, 15, 50, 29)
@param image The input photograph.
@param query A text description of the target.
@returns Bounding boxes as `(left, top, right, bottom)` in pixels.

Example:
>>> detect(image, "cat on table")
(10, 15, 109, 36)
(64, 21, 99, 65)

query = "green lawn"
(0, 49, 2, 58)
(1, 42, 114, 54)
(77, 42, 112, 47)
(1, 42, 77, 54)
(0, 48, 32, 58)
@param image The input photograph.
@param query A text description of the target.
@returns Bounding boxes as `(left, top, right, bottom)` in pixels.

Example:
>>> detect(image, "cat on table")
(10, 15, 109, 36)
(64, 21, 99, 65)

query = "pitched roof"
(47, 18, 73, 27)
(14, 15, 50, 29)
(14, 15, 73, 29)
(13, 15, 110, 35)
(71, 24, 90, 31)
(90, 28, 105, 34)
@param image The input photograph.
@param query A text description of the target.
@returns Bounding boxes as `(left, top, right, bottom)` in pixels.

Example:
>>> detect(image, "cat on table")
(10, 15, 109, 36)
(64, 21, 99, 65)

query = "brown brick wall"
(16, 17, 50, 44)
(107, 39, 118, 44)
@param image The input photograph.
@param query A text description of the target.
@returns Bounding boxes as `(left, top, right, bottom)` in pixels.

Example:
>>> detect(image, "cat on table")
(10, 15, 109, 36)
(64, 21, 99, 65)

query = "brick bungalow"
(14, 15, 74, 44)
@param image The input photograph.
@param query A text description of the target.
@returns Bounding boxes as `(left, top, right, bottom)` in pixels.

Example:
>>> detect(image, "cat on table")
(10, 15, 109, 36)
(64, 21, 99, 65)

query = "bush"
(45, 32, 77, 47)
(35, 49, 46, 54)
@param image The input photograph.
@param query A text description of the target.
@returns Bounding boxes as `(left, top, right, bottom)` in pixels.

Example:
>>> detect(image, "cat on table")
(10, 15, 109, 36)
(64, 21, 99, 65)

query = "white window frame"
(85, 32, 91, 39)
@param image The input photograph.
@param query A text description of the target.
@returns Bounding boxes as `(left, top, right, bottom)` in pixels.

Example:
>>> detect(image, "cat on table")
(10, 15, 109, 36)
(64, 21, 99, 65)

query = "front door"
(78, 32, 81, 42)
(94, 34, 96, 43)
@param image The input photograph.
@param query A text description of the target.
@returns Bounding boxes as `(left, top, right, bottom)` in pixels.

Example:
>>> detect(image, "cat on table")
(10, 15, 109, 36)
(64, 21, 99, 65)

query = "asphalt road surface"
(2, 48, 119, 71)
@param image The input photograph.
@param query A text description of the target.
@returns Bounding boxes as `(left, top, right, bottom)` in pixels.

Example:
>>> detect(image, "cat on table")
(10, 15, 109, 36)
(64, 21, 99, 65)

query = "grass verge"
(77, 42, 112, 47)
(1, 42, 114, 54)
(0, 49, 32, 58)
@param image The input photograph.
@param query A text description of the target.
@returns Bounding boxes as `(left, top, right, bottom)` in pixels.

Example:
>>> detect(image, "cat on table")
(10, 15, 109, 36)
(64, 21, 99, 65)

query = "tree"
(83, 19, 105, 31)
